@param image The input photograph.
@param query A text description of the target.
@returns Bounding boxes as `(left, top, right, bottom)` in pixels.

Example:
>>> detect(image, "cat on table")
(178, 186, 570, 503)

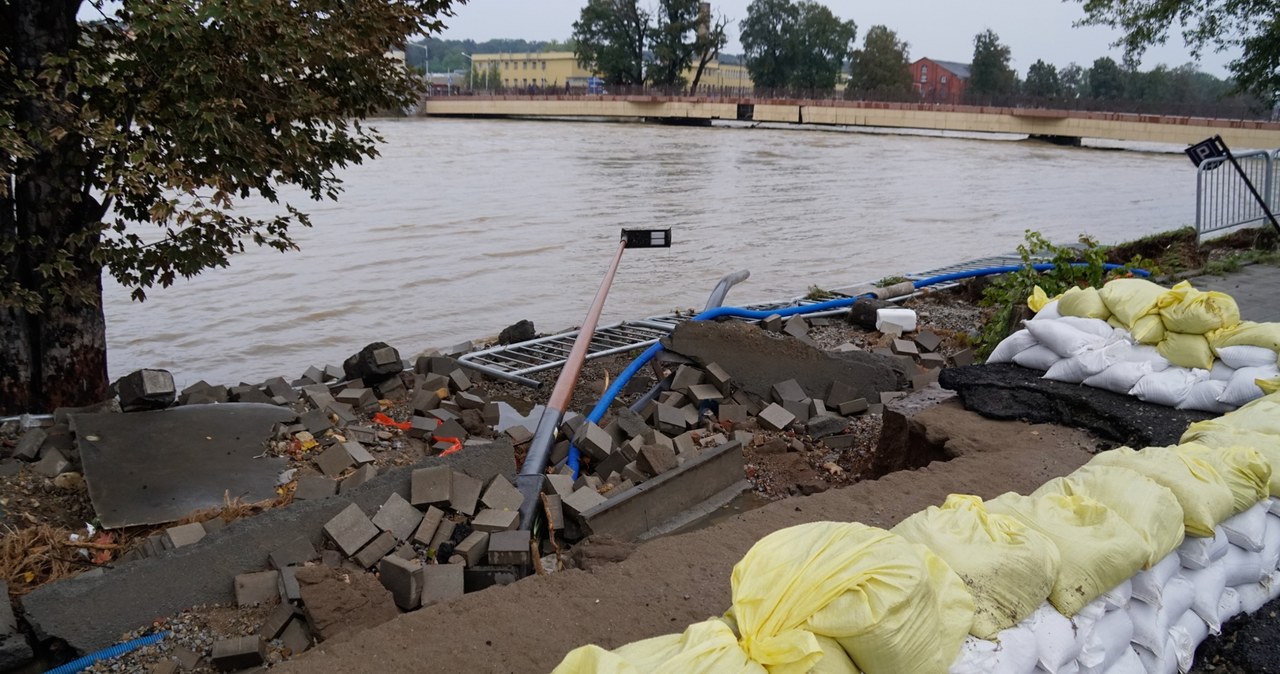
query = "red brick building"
(910, 58, 970, 103)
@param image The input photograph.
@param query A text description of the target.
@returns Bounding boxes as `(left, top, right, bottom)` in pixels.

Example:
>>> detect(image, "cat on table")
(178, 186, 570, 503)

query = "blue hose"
(567, 262, 1147, 476)
(44, 632, 169, 674)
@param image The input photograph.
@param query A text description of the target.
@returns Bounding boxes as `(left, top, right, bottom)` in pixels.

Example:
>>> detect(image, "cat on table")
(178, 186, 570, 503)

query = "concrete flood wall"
(22, 442, 516, 654)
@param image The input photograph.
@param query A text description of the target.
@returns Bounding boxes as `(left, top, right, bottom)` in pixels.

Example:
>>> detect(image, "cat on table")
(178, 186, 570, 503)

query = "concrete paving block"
(672, 431, 697, 457)
(653, 404, 686, 436)
(542, 493, 565, 531)
(302, 365, 327, 385)
(413, 506, 444, 545)
(267, 535, 318, 569)
(637, 445, 678, 477)
(919, 352, 946, 369)
(487, 530, 531, 566)
(891, 339, 919, 356)
(313, 443, 355, 478)
(352, 530, 397, 568)
(806, 414, 847, 439)
(375, 375, 405, 399)
(453, 531, 490, 567)
(378, 555, 424, 611)
(543, 473, 574, 499)
(575, 421, 614, 462)
(293, 475, 336, 501)
(915, 330, 943, 352)
(837, 398, 869, 416)
(613, 407, 649, 440)
(686, 384, 722, 403)
(323, 503, 380, 557)
(912, 370, 940, 390)
(298, 409, 331, 435)
(31, 448, 69, 477)
(733, 430, 754, 447)
(259, 603, 298, 640)
(280, 618, 311, 655)
(201, 518, 226, 535)
(339, 464, 378, 494)
(641, 430, 674, 453)
(371, 492, 424, 542)
(13, 429, 45, 462)
(117, 369, 177, 411)
(504, 425, 533, 445)
(342, 441, 375, 465)
(210, 635, 265, 671)
(480, 475, 523, 512)
(345, 425, 377, 444)
(148, 660, 178, 674)
(471, 508, 519, 533)
(435, 418, 469, 442)
(428, 520, 456, 556)
(704, 362, 732, 395)
(482, 401, 501, 425)
(407, 416, 437, 440)
(809, 399, 828, 417)
(824, 434, 857, 450)
(410, 466, 452, 507)
(621, 462, 648, 485)
(771, 378, 807, 403)
(593, 450, 628, 479)
(447, 368, 472, 392)
(757, 403, 796, 431)
(234, 571, 280, 607)
(451, 471, 483, 516)
(879, 321, 905, 338)
(761, 314, 782, 332)
(335, 387, 376, 411)
(868, 403, 885, 415)
(277, 566, 301, 603)
(164, 522, 206, 549)
(658, 390, 686, 407)
(670, 364, 703, 392)
(456, 392, 486, 410)
(421, 564, 465, 607)
(680, 404, 700, 427)
(563, 486, 607, 517)
(716, 404, 747, 424)
(172, 647, 202, 670)
(782, 315, 809, 339)
(781, 399, 810, 424)
(410, 389, 441, 416)
(952, 349, 975, 367)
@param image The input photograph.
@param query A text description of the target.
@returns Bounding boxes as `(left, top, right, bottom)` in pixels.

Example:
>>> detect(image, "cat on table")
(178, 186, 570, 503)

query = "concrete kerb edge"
(21, 440, 516, 654)
(580, 440, 746, 541)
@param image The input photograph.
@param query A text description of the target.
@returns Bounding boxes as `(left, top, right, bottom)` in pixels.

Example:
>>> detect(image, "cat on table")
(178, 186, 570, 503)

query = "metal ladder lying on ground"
(457, 254, 1029, 387)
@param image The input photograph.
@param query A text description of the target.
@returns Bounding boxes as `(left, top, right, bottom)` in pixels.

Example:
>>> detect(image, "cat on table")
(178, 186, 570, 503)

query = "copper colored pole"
(546, 238, 628, 412)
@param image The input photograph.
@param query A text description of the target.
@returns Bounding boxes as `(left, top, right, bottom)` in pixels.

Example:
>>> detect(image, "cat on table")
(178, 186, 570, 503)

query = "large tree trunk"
(1, 0, 109, 415)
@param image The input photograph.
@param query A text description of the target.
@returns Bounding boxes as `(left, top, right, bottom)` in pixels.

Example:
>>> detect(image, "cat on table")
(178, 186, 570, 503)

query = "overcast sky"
(437, 0, 1237, 77)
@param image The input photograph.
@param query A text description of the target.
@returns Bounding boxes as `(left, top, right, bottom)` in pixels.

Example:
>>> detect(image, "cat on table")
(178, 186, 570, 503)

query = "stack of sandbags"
(987, 278, 1280, 412)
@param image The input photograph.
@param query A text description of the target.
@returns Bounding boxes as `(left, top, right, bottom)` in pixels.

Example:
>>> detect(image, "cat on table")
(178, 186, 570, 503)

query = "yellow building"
(469, 51, 752, 94)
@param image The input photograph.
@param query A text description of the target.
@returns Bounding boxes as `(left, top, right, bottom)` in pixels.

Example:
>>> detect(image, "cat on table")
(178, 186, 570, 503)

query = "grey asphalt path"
(1191, 262, 1280, 323)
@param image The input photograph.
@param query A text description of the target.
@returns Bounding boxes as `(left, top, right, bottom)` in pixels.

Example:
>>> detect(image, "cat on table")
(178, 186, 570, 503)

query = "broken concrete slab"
(71, 403, 292, 528)
(296, 565, 398, 642)
(667, 321, 903, 405)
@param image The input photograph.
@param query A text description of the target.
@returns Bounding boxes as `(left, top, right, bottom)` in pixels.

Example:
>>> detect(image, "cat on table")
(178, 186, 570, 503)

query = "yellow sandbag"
(730, 522, 973, 674)
(1260, 378, 1280, 394)
(552, 619, 768, 674)
(1181, 427, 1280, 497)
(1057, 286, 1111, 320)
(985, 491, 1148, 616)
(1033, 465, 1184, 568)
(1028, 286, 1051, 313)
(1088, 446, 1234, 537)
(892, 494, 1059, 639)
(1157, 280, 1241, 334)
(1099, 277, 1168, 327)
(1130, 314, 1167, 344)
(1157, 331, 1215, 370)
(1107, 316, 1126, 330)
(1175, 442, 1271, 513)
(1209, 321, 1280, 352)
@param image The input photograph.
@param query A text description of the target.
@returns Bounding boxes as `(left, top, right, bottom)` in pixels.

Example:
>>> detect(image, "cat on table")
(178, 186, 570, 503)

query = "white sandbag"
(1261, 512, 1280, 571)
(1058, 316, 1117, 339)
(1015, 344, 1065, 372)
(1134, 639, 1179, 674)
(1033, 300, 1063, 321)
(1097, 580, 1132, 611)
(1209, 360, 1237, 381)
(989, 330, 1038, 364)
(1075, 609, 1134, 674)
(1030, 604, 1085, 674)
(1268, 570, 1280, 600)
(1130, 553, 1182, 604)
(1178, 566, 1227, 633)
(1222, 545, 1267, 586)
(1215, 344, 1279, 370)
(1129, 368, 1203, 407)
(949, 636, 997, 674)
(1101, 647, 1145, 674)
(1083, 361, 1152, 395)
(1027, 320, 1106, 358)
(1045, 348, 1111, 384)
(1237, 579, 1270, 614)
(1218, 364, 1280, 407)
(948, 626, 1040, 674)
(1178, 527, 1229, 570)
(1170, 611, 1209, 673)
(1127, 577, 1195, 652)
(1176, 379, 1234, 413)
(1125, 344, 1172, 371)
(1270, 499, 1280, 517)
(1217, 586, 1242, 622)
(1221, 501, 1269, 552)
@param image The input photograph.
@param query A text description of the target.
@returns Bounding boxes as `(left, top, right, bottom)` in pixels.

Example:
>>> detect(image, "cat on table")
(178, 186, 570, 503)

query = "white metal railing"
(1196, 149, 1276, 242)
